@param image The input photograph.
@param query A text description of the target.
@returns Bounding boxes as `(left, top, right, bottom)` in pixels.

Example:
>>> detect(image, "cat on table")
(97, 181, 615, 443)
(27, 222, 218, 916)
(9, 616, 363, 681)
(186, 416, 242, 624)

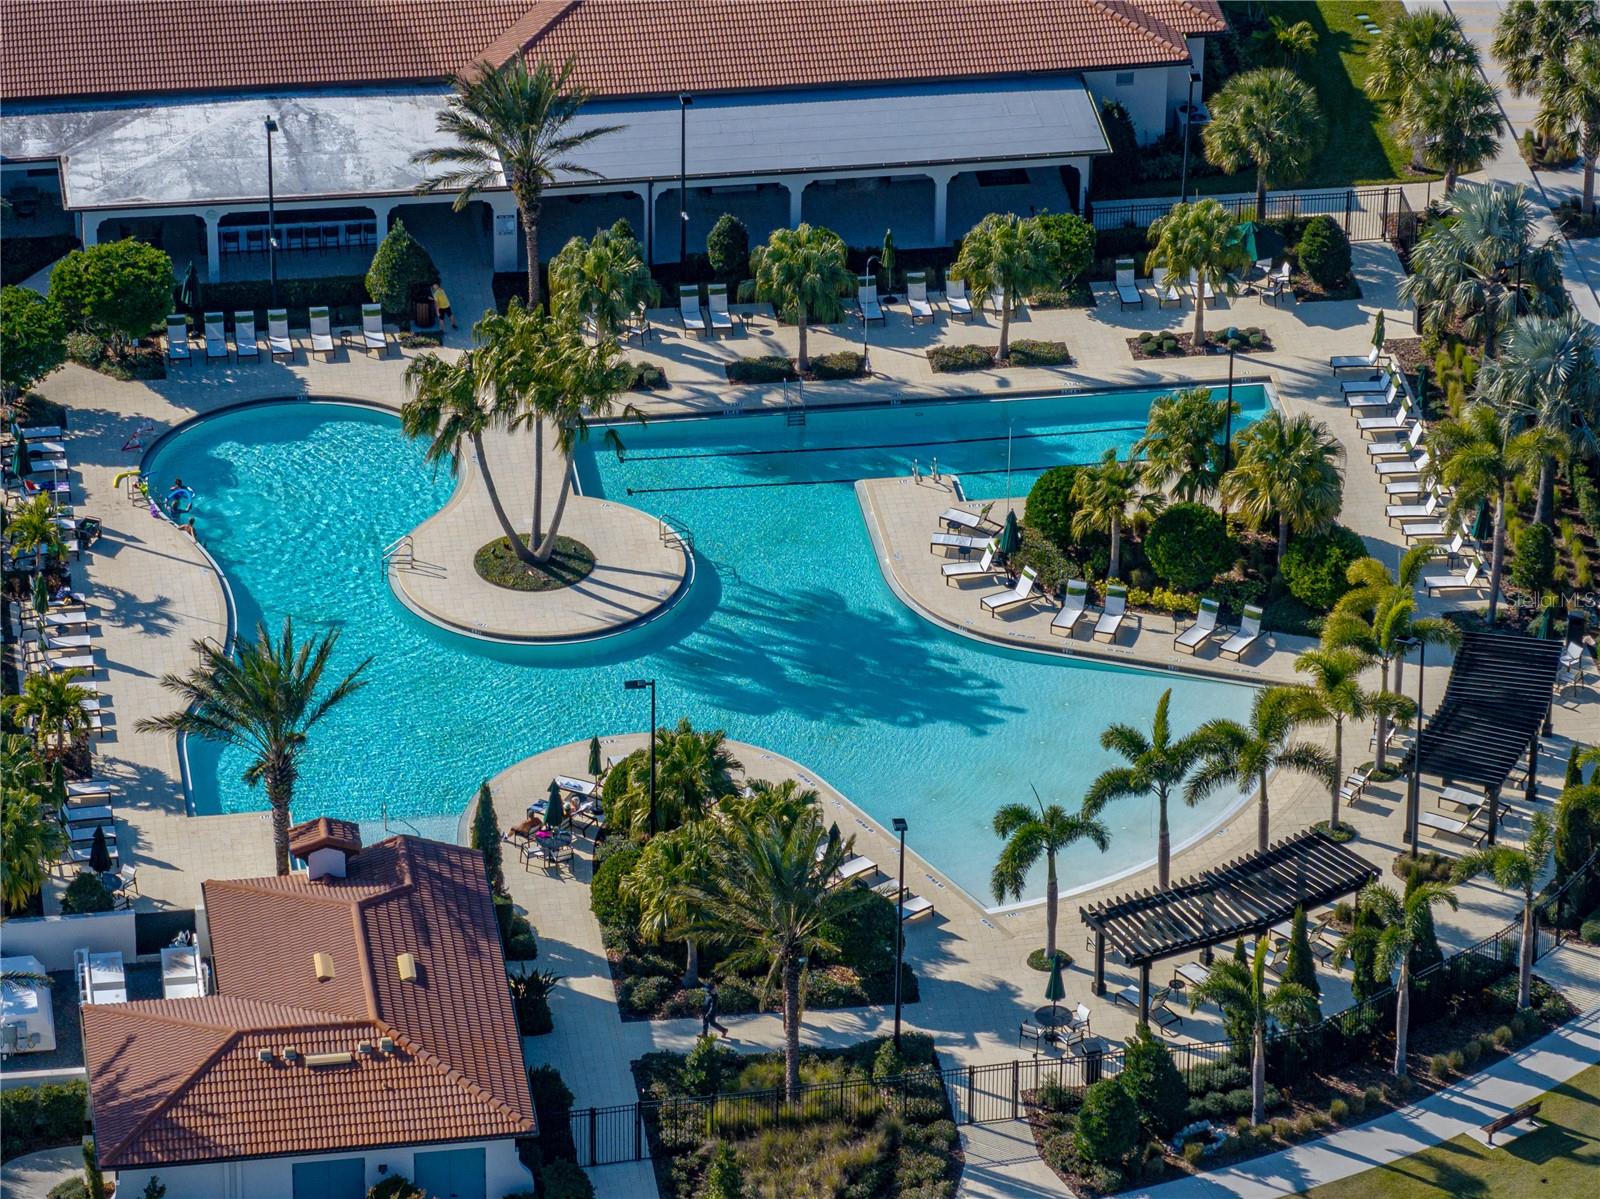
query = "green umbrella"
(50, 761, 67, 809)
(1371, 311, 1386, 349)
(544, 780, 564, 829)
(179, 260, 200, 314)
(1471, 500, 1493, 542)
(1534, 602, 1559, 640)
(1044, 955, 1067, 1026)
(31, 572, 49, 628)
(881, 229, 896, 280)
(997, 509, 1021, 556)
(587, 736, 603, 780)
(89, 825, 113, 874)
(1231, 221, 1258, 265)
(12, 433, 30, 479)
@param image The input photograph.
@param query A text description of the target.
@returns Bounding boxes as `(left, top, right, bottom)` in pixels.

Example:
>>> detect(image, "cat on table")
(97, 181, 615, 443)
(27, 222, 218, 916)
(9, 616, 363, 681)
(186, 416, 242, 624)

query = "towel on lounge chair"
(906, 272, 935, 323)
(678, 286, 706, 336)
(203, 312, 228, 361)
(165, 316, 190, 362)
(1359, 400, 1415, 435)
(233, 312, 260, 359)
(1051, 578, 1091, 635)
(706, 284, 736, 332)
(308, 307, 335, 359)
(267, 309, 293, 360)
(858, 277, 885, 324)
(360, 303, 388, 355)
(1174, 598, 1220, 653)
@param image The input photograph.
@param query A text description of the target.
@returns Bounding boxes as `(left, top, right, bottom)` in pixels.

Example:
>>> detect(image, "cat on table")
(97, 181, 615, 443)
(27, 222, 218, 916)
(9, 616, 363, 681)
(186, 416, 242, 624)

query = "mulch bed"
(473, 534, 595, 592)
(1126, 331, 1275, 360)
(1290, 273, 1362, 303)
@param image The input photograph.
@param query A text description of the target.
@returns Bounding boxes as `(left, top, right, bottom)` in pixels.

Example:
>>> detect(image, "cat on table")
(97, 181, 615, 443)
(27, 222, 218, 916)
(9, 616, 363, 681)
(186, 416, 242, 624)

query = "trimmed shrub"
(590, 842, 642, 930)
(726, 355, 798, 384)
(528, 1065, 577, 1163)
(1278, 523, 1367, 611)
(927, 343, 995, 372)
(48, 239, 173, 352)
(61, 870, 113, 915)
(1119, 1024, 1187, 1139)
(1074, 1076, 1139, 1166)
(1025, 466, 1082, 553)
(1511, 522, 1556, 594)
(1144, 503, 1234, 590)
(539, 1160, 594, 1199)
(1297, 216, 1352, 289)
(364, 219, 439, 314)
(1, 1082, 88, 1162)
(1035, 212, 1096, 285)
(706, 214, 751, 285)
(1007, 338, 1072, 366)
(808, 350, 866, 380)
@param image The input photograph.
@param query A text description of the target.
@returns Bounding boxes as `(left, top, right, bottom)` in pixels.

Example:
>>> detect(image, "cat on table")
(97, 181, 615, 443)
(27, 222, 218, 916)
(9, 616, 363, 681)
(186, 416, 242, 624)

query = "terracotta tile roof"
(80, 836, 534, 1171)
(287, 815, 363, 858)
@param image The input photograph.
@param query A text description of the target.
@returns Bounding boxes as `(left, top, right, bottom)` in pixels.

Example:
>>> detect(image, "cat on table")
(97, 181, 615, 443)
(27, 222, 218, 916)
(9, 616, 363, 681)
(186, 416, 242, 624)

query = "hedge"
(808, 350, 866, 380)
(927, 344, 995, 372)
(726, 355, 798, 384)
(1007, 339, 1072, 367)
(198, 275, 373, 330)
(1, 1082, 88, 1161)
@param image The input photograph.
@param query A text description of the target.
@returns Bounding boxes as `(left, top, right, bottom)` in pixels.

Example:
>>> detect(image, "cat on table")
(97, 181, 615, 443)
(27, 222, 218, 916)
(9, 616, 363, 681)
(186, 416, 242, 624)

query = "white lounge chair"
(930, 532, 991, 555)
(1375, 449, 1430, 478)
(942, 542, 999, 584)
(900, 894, 934, 922)
(1401, 517, 1450, 543)
(1347, 381, 1400, 411)
(233, 311, 259, 360)
(1330, 345, 1382, 372)
(1174, 598, 1221, 653)
(834, 855, 876, 885)
(1093, 583, 1129, 643)
(308, 307, 335, 360)
(982, 567, 1040, 616)
(267, 309, 293, 361)
(678, 286, 706, 337)
(945, 278, 974, 322)
(1176, 961, 1211, 989)
(1051, 578, 1091, 636)
(1359, 400, 1415, 436)
(1343, 372, 1396, 396)
(1419, 810, 1472, 840)
(165, 316, 190, 363)
(554, 775, 599, 798)
(1219, 604, 1264, 661)
(359, 303, 388, 356)
(858, 277, 884, 324)
(1153, 267, 1185, 307)
(1368, 423, 1425, 459)
(203, 312, 228, 362)
(905, 272, 935, 324)
(940, 507, 995, 533)
(1115, 258, 1144, 309)
(706, 284, 736, 333)
(1188, 268, 1216, 307)
(1386, 492, 1439, 526)
(67, 779, 117, 799)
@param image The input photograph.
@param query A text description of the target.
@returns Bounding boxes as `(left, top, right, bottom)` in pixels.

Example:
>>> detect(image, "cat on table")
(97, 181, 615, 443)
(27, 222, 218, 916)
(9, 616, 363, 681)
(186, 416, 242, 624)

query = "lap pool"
(147, 384, 1270, 905)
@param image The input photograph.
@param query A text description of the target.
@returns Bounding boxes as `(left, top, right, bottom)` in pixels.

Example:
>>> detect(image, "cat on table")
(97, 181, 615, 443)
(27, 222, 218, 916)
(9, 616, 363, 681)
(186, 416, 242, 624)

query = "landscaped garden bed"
(474, 534, 595, 592)
(1126, 328, 1273, 359)
(724, 351, 866, 383)
(928, 340, 1075, 371)
(927, 343, 996, 373)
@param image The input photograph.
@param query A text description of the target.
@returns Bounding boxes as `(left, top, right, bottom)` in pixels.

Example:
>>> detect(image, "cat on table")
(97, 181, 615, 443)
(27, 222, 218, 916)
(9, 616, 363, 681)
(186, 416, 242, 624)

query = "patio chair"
(1093, 583, 1129, 643)
(1263, 261, 1291, 304)
(1339, 765, 1373, 806)
(1330, 345, 1382, 372)
(358, 303, 388, 356)
(267, 309, 293, 361)
(1374, 448, 1430, 478)
(942, 542, 999, 584)
(940, 506, 995, 533)
(1368, 422, 1425, 460)
(678, 286, 706, 337)
(1401, 516, 1451, 543)
(1114, 258, 1144, 309)
(834, 855, 876, 886)
(1358, 403, 1416, 438)
(930, 532, 991, 555)
(1175, 961, 1210, 990)
(945, 278, 974, 322)
(233, 311, 260, 360)
(308, 307, 335, 361)
(1343, 371, 1397, 396)
(554, 774, 599, 798)
(165, 316, 190, 364)
(1174, 598, 1220, 653)
(1153, 267, 1185, 307)
(858, 277, 885, 324)
(1019, 1021, 1046, 1052)
(1386, 491, 1439, 527)
(1218, 604, 1264, 661)
(900, 894, 934, 921)
(1347, 380, 1400, 411)
(706, 284, 736, 334)
(1050, 578, 1091, 636)
(906, 272, 936, 323)
(198, 311, 226, 363)
(981, 567, 1040, 617)
(1419, 810, 1472, 841)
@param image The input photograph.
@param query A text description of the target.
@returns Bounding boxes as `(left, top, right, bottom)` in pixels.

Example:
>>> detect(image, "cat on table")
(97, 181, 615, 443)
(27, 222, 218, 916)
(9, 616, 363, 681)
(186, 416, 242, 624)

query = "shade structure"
(997, 510, 1021, 555)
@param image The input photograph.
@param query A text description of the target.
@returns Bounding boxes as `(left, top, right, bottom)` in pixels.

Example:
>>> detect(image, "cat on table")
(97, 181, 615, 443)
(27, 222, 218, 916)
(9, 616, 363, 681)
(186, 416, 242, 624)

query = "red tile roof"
(287, 815, 364, 858)
(81, 835, 534, 1170)
(1, 0, 1223, 103)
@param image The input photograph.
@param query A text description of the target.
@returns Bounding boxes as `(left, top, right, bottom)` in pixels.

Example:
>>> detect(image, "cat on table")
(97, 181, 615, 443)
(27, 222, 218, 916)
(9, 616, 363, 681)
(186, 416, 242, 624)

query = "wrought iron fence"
(1090, 186, 1420, 246)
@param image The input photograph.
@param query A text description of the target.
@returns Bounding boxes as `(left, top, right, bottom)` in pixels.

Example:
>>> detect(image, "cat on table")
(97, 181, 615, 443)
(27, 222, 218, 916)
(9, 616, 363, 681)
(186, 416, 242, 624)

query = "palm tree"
(950, 212, 1056, 360)
(1202, 68, 1326, 219)
(1496, 0, 1600, 212)
(991, 787, 1110, 965)
(549, 227, 659, 339)
(1187, 687, 1337, 853)
(1, 736, 65, 910)
(1399, 185, 1566, 355)
(721, 777, 820, 827)
(414, 57, 623, 306)
(1401, 65, 1504, 192)
(1453, 812, 1555, 1010)
(1334, 881, 1459, 1077)
(5, 494, 64, 566)
(683, 805, 867, 1099)
(1220, 411, 1344, 558)
(1187, 937, 1319, 1123)
(1133, 386, 1237, 502)
(751, 223, 853, 372)
(4, 669, 94, 760)
(623, 820, 718, 987)
(610, 719, 740, 838)
(1366, 9, 1481, 170)
(1070, 449, 1161, 580)
(1146, 199, 1248, 342)
(1293, 647, 1373, 829)
(138, 619, 371, 874)
(1084, 689, 1206, 889)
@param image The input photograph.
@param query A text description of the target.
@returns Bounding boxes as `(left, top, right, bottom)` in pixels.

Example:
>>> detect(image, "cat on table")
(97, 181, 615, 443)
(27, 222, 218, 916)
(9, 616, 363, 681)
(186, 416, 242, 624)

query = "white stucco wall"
(1083, 67, 1174, 144)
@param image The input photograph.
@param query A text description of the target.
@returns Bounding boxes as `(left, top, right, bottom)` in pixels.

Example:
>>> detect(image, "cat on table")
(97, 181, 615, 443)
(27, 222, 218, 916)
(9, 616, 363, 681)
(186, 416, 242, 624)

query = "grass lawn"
(1301, 1063, 1600, 1198)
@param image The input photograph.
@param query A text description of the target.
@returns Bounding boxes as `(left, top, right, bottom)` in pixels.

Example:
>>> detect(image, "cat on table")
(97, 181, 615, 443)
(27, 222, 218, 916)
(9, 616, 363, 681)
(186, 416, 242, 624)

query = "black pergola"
(1403, 631, 1564, 846)
(1080, 830, 1379, 1024)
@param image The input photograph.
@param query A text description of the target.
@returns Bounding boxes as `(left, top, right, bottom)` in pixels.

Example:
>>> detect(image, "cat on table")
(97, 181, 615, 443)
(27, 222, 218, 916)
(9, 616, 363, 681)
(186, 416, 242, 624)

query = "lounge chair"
(940, 507, 995, 533)
(1153, 267, 1185, 307)
(982, 567, 1040, 616)
(942, 542, 998, 584)
(233, 311, 259, 360)
(1439, 785, 1489, 814)
(1419, 810, 1472, 840)
(1386, 492, 1439, 526)
(1347, 381, 1400, 411)
(834, 855, 876, 885)
(1093, 583, 1130, 643)
(554, 775, 599, 798)
(1174, 598, 1221, 653)
(1401, 517, 1450, 543)
(1330, 345, 1382, 372)
(1188, 268, 1216, 307)
(1343, 372, 1396, 396)
(165, 316, 190, 363)
(308, 307, 335, 360)
(67, 779, 117, 799)
(1358, 400, 1414, 435)
(1368, 423, 1425, 459)
(900, 894, 933, 922)
(1050, 578, 1091, 636)
(1115, 258, 1144, 309)
(203, 312, 228, 362)
(678, 286, 706, 337)
(906, 272, 935, 323)
(1339, 765, 1372, 805)
(1374, 449, 1430, 478)
(858, 277, 885, 324)
(930, 532, 991, 555)
(267, 309, 293, 361)
(359, 303, 388, 356)
(1219, 604, 1264, 661)
(945, 278, 974, 322)
(1176, 961, 1210, 989)
(706, 284, 736, 334)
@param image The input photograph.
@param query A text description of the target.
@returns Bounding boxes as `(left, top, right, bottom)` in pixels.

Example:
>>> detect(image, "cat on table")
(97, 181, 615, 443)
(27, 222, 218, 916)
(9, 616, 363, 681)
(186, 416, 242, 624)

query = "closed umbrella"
(31, 572, 49, 625)
(1471, 501, 1493, 542)
(1044, 955, 1067, 1028)
(12, 433, 31, 479)
(50, 761, 67, 809)
(587, 736, 603, 780)
(179, 261, 200, 315)
(881, 229, 896, 282)
(544, 780, 564, 830)
(1371, 311, 1386, 350)
(997, 509, 1021, 556)
(1533, 603, 1558, 640)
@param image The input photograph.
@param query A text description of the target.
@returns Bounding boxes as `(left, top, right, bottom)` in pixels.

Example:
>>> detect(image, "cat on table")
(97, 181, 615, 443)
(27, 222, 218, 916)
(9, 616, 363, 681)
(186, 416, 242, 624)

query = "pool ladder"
(657, 514, 694, 554)
(784, 380, 806, 426)
(380, 533, 414, 573)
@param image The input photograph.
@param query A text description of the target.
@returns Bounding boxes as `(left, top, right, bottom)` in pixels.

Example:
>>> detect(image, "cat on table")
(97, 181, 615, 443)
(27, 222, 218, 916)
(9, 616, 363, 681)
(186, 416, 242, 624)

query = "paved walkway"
(0, 1145, 84, 1199)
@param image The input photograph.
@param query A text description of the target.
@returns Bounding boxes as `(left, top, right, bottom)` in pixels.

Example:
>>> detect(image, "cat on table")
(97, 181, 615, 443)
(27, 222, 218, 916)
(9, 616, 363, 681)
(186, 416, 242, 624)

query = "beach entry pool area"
(149, 385, 1271, 905)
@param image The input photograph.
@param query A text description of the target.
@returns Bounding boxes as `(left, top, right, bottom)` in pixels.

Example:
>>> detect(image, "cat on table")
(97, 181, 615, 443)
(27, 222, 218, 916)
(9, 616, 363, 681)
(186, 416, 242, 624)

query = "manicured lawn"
(1301, 1064, 1600, 1199)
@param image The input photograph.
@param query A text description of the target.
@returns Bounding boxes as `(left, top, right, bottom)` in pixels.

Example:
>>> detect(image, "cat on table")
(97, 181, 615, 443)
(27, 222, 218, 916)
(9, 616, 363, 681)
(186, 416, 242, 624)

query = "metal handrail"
(657, 514, 693, 553)
(380, 533, 413, 572)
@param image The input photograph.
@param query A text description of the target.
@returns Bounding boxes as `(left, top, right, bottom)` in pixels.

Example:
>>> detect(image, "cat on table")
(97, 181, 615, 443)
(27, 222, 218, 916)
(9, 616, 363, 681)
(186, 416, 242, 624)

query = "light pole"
(1224, 341, 1236, 476)
(264, 116, 279, 307)
(624, 679, 657, 834)
(862, 254, 881, 374)
(1397, 637, 1425, 855)
(1178, 71, 1202, 202)
(892, 817, 908, 1051)
(678, 95, 694, 269)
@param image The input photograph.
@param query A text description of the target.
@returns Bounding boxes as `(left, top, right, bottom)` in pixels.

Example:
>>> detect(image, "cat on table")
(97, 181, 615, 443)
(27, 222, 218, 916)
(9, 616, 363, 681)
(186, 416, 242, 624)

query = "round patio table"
(1033, 1005, 1075, 1032)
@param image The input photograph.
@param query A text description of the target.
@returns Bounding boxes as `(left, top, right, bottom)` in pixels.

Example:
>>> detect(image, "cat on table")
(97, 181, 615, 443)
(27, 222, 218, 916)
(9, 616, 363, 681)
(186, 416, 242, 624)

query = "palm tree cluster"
(1, 735, 67, 912)
(1496, 0, 1600, 213)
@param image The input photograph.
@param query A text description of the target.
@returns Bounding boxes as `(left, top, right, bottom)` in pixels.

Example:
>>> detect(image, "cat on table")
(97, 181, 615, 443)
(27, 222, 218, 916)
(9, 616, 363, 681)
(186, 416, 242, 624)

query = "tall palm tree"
(1453, 812, 1555, 1010)
(1366, 9, 1482, 170)
(623, 820, 718, 987)
(414, 57, 623, 306)
(548, 227, 659, 340)
(611, 719, 740, 838)
(721, 777, 820, 828)
(1187, 937, 1319, 1124)
(1293, 647, 1373, 829)
(1, 736, 65, 911)
(5, 494, 64, 566)
(991, 787, 1110, 965)
(1541, 35, 1600, 214)
(1070, 448, 1161, 580)
(1083, 689, 1206, 889)
(1146, 200, 1248, 342)
(4, 669, 94, 760)
(1399, 185, 1566, 354)
(1202, 68, 1327, 219)
(1187, 687, 1337, 852)
(683, 806, 867, 1099)
(1133, 386, 1237, 502)
(1220, 411, 1344, 558)
(1401, 65, 1505, 192)
(751, 223, 853, 372)
(1334, 881, 1459, 1077)
(950, 212, 1056, 360)
(1496, 0, 1600, 212)
(138, 619, 371, 874)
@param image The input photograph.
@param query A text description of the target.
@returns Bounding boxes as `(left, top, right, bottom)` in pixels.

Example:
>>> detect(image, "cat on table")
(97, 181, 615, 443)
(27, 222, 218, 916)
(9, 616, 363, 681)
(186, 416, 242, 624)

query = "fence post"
(1012, 1058, 1020, 1119)
(588, 1105, 597, 1168)
(1343, 189, 1353, 235)
(634, 1103, 643, 1162)
(966, 1064, 975, 1124)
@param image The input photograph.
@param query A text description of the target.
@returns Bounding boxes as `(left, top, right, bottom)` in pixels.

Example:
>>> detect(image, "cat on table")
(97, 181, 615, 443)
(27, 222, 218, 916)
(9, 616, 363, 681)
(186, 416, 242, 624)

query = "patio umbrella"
(50, 761, 67, 809)
(997, 509, 1021, 556)
(544, 780, 564, 829)
(178, 260, 200, 315)
(881, 229, 896, 280)
(1231, 221, 1258, 265)
(1471, 500, 1493, 542)
(1371, 311, 1386, 349)
(31, 571, 49, 624)
(12, 433, 30, 479)
(1533, 603, 1559, 640)
(1044, 955, 1067, 1027)
(587, 736, 603, 780)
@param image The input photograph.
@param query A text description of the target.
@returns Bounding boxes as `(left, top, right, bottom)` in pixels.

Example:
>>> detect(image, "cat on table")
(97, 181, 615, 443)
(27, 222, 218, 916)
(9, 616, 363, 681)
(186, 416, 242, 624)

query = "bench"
(1482, 1100, 1541, 1145)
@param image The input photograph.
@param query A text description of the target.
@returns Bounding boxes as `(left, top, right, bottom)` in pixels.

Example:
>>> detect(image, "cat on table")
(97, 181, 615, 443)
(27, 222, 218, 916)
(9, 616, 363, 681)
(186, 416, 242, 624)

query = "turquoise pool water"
(148, 385, 1268, 905)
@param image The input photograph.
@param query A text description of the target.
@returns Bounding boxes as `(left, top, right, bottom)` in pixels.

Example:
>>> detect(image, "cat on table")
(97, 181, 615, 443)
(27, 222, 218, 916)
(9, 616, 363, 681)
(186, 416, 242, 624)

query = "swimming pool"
(148, 384, 1269, 905)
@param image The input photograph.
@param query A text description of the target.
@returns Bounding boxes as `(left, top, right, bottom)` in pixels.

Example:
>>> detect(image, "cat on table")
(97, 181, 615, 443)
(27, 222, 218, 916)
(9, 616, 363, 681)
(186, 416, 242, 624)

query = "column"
(1138, 961, 1151, 1026)
(927, 168, 957, 245)
(203, 210, 221, 283)
(1092, 930, 1106, 996)
(639, 184, 655, 266)
(787, 177, 809, 228)
(486, 193, 520, 273)
(368, 198, 396, 236)
(1524, 737, 1539, 804)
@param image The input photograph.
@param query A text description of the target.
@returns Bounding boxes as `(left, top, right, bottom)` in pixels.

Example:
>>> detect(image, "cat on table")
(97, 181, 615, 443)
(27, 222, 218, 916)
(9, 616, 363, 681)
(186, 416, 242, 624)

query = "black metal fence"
(1090, 186, 1421, 247)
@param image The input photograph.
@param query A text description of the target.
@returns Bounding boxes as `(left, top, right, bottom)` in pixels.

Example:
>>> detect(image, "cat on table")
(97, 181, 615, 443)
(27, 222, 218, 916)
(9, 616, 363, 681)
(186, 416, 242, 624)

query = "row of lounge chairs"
(680, 273, 976, 338)
(167, 306, 390, 364)
(1171, 600, 1264, 660)
(1115, 259, 1292, 311)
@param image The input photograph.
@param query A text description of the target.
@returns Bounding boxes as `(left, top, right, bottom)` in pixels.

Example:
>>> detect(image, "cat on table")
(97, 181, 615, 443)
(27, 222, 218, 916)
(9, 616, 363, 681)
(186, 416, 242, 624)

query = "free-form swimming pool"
(148, 385, 1269, 905)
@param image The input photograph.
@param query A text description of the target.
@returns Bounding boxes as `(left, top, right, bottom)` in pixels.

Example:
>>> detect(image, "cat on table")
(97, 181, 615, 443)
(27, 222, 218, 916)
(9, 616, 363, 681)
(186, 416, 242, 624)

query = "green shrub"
(539, 1159, 594, 1199)
(61, 870, 113, 915)
(622, 360, 667, 391)
(706, 213, 751, 284)
(528, 1065, 577, 1163)
(1183, 1140, 1205, 1165)
(47, 1180, 87, 1199)
(1119, 1025, 1187, 1139)
(1581, 915, 1600, 944)
(1511, 522, 1556, 594)
(589, 841, 642, 929)
(1035, 212, 1096, 285)
(367, 1177, 423, 1199)
(1007, 338, 1072, 366)
(1462, 1037, 1484, 1067)
(808, 351, 865, 380)
(1, 286, 68, 400)
(1347, 1092, 1366, 1118)
(1074, 1077, 1138, 1166)
(1292, 1113, 1317, 1137)
(1035, 1079, 1080, 1114)
(1278, 524, 1367, 611)
(1, 1082, 88, 1162)
(1011, 526, 1077, 595)
(726, 355, 797, 384)
(64, 330, 105, 366)
(1363, 1085, 1384, 1108)
(48, 239, 173, 350)
(1025, 466, 1082, 553)
(698, 1142, 747, 1199)
(1144, 503, 1234, 590)
(625, 975, 675, 1016)
(1297, 216, 1352, 288)
(927, 344, 995, 372)
(509, 969, 558, 1036)
(364, 219, 438, 314)
(1329, 1098, 1349, 1123)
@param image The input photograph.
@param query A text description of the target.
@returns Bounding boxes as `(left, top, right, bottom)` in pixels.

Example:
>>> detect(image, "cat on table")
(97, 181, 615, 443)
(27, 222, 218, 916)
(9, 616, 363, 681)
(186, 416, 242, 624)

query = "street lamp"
(1178, 71, 1203, 202)
(1223, 339, 1236, 482)
(1397, 636, 1425, 854)
(264, 116, 279, 307)
(678, 95, 694, 269)
(861, 254, 881, 375)
(623, 679, 657, 834)
(891, 817, 908, 1051)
